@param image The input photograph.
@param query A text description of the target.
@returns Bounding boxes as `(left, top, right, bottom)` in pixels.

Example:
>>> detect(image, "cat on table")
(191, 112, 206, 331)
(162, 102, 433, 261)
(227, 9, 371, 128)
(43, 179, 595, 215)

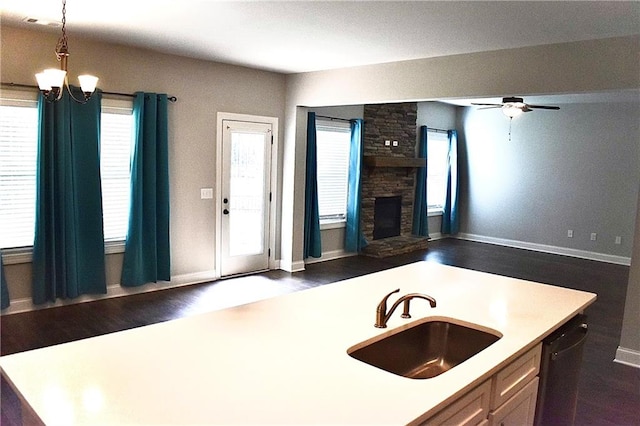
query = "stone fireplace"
(360, 103, 428, 258)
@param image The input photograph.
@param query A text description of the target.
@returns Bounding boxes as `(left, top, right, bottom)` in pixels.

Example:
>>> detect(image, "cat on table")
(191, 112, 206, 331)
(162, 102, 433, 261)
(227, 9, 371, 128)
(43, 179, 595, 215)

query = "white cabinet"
(488, 377, 539, 426)
(420, 379, 491, 426)
(419, 343, 542, 426)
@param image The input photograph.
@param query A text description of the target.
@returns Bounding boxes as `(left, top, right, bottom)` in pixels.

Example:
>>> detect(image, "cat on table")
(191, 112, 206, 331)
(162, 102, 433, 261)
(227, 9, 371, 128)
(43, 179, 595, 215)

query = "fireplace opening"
(373, 196, 401, 240)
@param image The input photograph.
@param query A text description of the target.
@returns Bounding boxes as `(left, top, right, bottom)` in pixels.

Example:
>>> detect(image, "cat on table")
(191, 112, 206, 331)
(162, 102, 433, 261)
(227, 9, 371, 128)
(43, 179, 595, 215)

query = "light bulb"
(78, 75, 99, 94)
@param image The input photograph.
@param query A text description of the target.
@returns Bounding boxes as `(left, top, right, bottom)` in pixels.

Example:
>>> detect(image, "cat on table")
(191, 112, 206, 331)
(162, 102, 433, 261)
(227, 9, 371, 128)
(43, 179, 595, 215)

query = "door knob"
(223, 209, 229, 215)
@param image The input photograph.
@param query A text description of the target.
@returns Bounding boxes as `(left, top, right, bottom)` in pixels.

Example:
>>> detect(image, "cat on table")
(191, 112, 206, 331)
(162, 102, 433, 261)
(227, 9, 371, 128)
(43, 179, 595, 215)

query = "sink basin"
(347, 318, 501, 379)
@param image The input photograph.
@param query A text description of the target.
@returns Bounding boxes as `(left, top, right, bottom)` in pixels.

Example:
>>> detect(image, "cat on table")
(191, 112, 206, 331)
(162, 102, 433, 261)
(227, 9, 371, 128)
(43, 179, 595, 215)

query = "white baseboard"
(305, 249, 357, 265)
(456, 233, 631, 266)
(1, 270, 218, 315)
(280, 259, 305, 273)
(614, 346, 640, 369)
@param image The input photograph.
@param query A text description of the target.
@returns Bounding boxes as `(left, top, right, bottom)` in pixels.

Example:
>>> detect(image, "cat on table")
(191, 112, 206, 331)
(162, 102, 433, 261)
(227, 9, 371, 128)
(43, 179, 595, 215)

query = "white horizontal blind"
(316, 121, 351, 222)
(427, 131, 449, 211)
(0, 93, 38, 249)
(0, 92, 134, 250)
(101, 99, 134, 241)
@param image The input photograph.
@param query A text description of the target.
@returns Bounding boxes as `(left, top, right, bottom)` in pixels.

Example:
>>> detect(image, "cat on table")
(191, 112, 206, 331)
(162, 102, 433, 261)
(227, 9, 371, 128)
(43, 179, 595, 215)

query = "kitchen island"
(0, 262, 596, 424)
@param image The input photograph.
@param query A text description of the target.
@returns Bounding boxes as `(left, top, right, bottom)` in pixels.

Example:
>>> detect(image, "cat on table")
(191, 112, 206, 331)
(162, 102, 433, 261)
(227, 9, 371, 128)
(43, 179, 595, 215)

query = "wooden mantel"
(363, 156, 425, 168)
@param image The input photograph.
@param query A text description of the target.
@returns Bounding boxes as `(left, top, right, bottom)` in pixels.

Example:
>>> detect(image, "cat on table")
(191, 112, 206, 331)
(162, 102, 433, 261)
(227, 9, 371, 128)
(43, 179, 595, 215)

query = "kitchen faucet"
(375, 288, 437, 328)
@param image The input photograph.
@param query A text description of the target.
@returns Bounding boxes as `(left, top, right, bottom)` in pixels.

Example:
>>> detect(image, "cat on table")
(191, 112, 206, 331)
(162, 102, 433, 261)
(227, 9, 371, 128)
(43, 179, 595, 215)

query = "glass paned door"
(221, 120, 272, 276)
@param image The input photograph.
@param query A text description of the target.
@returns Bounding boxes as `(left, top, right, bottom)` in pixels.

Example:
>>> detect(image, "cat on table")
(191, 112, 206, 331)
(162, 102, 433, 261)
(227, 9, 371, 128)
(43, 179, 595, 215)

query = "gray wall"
(620, 186, 640, 353)
(1, 26, 286, 305)
(458, 102, 639, 258)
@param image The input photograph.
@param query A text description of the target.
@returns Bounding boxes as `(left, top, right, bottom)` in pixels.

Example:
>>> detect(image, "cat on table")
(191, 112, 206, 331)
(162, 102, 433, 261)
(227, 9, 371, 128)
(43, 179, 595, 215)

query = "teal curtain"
(442, 130, 459, 234)
(345, 119, 367, 252)
(304, 112, 322, 258)
(121, 93, 171, 287)
(1, 251, 9, 309)
(412, 126, 429, 237)
(32, 87, 107, 304)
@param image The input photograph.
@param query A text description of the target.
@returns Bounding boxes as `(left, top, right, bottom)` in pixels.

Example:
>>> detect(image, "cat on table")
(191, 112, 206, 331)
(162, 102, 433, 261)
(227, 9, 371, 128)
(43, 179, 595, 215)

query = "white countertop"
(0, 262, 596, 425)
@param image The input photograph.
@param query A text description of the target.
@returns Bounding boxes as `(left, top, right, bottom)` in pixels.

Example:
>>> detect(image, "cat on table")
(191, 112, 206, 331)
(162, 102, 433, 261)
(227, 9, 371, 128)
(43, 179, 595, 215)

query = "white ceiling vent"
(22, 17, 61, 27)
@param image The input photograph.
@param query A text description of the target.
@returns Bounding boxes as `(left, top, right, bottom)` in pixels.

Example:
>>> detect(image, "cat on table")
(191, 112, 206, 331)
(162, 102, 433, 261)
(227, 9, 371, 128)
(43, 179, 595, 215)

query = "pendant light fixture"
(35, 0, 98, 103)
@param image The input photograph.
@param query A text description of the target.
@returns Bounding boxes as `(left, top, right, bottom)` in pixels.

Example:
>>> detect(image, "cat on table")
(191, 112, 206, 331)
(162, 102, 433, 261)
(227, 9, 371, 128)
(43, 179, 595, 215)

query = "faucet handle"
(376, 288, 400, 313)
(380, 288, 400, 306)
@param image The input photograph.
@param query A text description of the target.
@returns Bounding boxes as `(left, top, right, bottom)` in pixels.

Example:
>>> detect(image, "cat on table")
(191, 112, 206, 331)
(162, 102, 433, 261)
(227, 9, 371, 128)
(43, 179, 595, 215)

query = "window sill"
(320, 220, 346, 230)
(428, 210, 443, 217)
(2, 240, 126, 265)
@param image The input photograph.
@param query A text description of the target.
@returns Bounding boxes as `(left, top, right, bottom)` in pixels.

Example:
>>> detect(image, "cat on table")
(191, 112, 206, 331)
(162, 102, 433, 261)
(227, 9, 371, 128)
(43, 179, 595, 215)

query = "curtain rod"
(427, 127, 449, 134)
(316, 115, 354, 123)
(1, 82, 177, 103)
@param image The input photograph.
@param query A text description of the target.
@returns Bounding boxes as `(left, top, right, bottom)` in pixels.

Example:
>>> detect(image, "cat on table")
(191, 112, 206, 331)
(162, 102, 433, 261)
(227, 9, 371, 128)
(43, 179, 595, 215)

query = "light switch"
(392, 140, 399, 147)
(200, 188, 213, 199)
(384, 140, 391, 146)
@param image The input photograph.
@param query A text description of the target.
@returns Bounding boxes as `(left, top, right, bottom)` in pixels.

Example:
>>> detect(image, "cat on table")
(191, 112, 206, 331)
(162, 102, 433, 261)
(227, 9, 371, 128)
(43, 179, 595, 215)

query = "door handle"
(223, 209, 229, 215)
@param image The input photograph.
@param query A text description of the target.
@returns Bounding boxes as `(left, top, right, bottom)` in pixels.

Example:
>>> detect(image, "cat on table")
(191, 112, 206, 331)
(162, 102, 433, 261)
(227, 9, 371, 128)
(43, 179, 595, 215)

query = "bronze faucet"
(375, 288, 437, 328)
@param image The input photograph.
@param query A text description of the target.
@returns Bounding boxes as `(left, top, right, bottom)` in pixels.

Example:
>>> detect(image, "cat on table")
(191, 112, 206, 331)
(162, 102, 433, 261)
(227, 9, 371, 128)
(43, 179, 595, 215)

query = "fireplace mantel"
(363, 156, 425, 168)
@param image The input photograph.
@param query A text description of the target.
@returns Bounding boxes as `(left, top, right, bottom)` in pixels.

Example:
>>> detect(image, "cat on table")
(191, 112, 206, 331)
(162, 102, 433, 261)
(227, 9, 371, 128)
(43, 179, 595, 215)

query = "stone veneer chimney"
(360, 103, 428, 257)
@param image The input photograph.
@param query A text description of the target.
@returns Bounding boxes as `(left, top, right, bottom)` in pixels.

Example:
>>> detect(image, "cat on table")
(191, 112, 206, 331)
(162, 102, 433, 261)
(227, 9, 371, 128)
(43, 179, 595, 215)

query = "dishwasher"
(534, 313, 589, 426)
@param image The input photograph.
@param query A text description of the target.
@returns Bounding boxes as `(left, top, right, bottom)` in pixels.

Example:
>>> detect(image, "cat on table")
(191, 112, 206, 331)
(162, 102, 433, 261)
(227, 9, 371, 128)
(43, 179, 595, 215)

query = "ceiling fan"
(472, 96, 560, 118)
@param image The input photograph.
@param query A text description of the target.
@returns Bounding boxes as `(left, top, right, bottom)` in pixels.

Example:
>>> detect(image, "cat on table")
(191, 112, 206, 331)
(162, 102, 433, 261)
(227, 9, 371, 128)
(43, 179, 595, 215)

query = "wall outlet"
(615, 236, 622, 245)
(567, 230, 573, 238)
(384, 140, 391, 146)
(200, 188, 214, 199)
(392, 140, 399, 147)
(590, 232, 597, 241)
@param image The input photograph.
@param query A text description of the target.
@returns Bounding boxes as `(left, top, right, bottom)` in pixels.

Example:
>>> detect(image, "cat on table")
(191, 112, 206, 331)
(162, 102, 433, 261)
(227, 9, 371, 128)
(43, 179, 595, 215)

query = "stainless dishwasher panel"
(534, 314, 588, 426)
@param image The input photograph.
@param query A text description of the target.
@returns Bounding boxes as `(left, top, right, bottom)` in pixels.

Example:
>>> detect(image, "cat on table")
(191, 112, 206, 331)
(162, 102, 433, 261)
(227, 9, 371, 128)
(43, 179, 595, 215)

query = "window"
(0, 91, 38, 249)
(101, 99, 134, 241)
(315, 120, 351, 224)
(0, 91, 134, 250)
(427, 130, 450, 213)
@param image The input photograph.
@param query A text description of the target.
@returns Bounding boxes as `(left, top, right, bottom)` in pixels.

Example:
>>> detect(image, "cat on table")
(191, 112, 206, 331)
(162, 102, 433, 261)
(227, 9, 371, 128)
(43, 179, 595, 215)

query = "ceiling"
(2, 1, 639, 75)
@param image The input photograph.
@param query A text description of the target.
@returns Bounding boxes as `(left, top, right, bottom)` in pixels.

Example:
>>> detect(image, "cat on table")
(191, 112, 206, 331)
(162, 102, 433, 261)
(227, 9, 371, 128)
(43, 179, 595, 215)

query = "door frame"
(215, 112, 279, 278)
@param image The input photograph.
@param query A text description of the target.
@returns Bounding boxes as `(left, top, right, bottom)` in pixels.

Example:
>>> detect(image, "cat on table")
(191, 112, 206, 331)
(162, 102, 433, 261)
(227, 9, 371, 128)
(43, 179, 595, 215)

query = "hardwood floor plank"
(1, 239, 638, 425)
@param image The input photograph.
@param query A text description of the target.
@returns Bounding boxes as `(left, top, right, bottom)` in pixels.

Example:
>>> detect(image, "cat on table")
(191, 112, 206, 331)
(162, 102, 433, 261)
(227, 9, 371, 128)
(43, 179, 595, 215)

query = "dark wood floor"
(1, 239, 638, 424)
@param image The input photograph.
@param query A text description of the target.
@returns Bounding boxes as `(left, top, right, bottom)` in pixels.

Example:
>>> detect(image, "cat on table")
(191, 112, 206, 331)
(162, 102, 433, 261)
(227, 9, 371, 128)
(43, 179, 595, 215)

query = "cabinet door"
(421, 380, 491, 426)
(489, 377, 539, 426)
(491, 344, 541, 409)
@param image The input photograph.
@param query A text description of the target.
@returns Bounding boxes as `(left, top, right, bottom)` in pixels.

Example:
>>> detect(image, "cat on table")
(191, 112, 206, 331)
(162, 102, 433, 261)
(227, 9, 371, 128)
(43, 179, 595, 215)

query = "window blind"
(316, 122, 351, 221)
(0, 93, 38, 249)
(101, 99, 134, 241)
(427, 131, 449, 210)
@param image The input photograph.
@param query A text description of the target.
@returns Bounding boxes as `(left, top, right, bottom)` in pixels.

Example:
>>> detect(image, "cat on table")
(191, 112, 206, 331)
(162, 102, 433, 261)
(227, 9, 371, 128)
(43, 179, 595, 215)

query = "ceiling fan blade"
(471, 103, 502, 107)
(527, 104, 560, 110)
(478, 106, 502, 110)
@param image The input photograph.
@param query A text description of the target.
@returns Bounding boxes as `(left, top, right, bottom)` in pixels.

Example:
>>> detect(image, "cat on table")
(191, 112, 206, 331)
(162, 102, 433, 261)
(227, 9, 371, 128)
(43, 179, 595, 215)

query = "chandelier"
(35, 0, 98, 103)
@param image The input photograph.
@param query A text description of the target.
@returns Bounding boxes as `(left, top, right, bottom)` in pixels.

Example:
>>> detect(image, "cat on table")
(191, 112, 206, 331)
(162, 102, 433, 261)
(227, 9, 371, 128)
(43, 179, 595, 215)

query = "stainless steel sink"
(347, 319, 501, 379)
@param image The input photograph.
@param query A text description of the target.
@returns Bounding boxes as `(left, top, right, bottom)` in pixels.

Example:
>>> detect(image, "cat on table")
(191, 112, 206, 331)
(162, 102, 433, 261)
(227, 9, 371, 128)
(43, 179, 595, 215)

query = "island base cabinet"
(488, 376, 539, 426)
(418, 344, 542, 426)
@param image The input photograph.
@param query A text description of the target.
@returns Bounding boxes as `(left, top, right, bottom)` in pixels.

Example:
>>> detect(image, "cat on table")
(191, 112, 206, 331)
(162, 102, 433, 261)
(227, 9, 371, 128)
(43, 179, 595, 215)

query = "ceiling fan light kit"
(472, 96, 560, 118)
(471, 96, 560, 141)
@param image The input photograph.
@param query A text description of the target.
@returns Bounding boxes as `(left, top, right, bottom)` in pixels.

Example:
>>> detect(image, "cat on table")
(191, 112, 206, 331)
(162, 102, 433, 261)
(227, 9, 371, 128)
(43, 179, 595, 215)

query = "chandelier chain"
(55, 0, 69, 60)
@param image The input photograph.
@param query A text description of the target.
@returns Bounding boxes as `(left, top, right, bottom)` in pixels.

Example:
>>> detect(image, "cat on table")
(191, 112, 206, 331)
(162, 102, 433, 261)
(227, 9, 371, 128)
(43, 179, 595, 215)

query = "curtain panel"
(412, 126, 429, 237)
(32, 87, 107, 304)
(304, 112, 322, 259)
(441, 130, 460, 235)
(1, 251, 9, 309)
(121, 93, 171, 287)
(344, 119, 367, 252)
